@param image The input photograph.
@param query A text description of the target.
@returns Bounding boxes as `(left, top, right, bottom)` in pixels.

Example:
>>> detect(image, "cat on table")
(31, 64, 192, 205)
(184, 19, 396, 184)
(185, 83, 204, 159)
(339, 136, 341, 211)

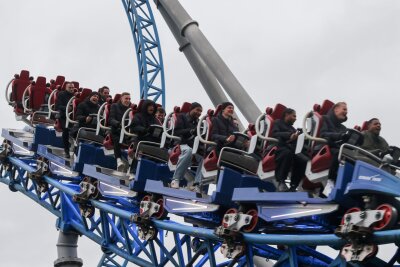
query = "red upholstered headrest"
(20, 70, 30, 80)
(319, 100, 334, 115)
(35, 76, 47, 87)
(313, 104, 321, 112)
(207, 109, 215, 116)
(265, 107, 273, 115)
(137, 99, 145, 111)
(174, 106, 181, 113)
(79, 88, 92, 99)
(72, 81, 79, 89)
(180, 102, 191, 113)
(214, 104, 222, 116)
(112, 94, 121, 103)
(361, 121, 368, 131)
(55, 76, 65, 85)
(271, 103, 287, 120)
(354, 125, 361, 131)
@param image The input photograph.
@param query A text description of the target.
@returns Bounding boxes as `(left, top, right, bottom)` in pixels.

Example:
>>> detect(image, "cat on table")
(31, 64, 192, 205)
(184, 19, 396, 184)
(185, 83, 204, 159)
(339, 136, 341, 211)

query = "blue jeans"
(172, 145, 203, 184)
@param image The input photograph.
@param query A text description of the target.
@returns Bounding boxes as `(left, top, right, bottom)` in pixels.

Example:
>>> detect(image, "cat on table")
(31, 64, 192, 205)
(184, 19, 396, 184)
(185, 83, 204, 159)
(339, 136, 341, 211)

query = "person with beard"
(272, 108, 307, 192)
(98, 86, 110, 105)
(210, 102, 242, 153)
(131, 99, 161, 142)
(55, 82, 76, 158)
(109, 92, 131, 168)
(361, 118, 389, 156)
(155, 107, 166, 124)
(170, 102, 203, 189)
(319, 102, 349, 191)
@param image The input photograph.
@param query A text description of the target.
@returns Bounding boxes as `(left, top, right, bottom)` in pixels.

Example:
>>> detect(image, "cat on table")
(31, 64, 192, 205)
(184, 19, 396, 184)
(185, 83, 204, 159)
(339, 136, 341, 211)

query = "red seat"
(201, 105, 222, 175)
(10, 70, 33, 115)
(257, 103, 287, 179)
(49, 76, 65, 91)
(27, 76, 52, 112)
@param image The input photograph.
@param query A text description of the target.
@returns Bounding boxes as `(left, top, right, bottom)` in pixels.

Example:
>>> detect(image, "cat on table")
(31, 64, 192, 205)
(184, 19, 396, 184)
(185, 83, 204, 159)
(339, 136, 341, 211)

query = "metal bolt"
(359, 211, 366, 219)
(346, 214, 351, 222)
(234, 215, 239, 222)
(224, 215, 229, 221)
(375, 212, 381, 219)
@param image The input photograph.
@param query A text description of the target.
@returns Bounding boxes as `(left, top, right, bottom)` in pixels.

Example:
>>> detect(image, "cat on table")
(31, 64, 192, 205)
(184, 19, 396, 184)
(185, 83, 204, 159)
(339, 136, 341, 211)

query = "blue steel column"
(121, 0, 166, 106)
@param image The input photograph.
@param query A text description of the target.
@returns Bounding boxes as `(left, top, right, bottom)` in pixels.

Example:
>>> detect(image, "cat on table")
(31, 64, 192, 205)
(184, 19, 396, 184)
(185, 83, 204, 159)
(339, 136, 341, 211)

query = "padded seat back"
(72, 88, 92, 120)
(49, 76, 65, 91)
(11, 70, 32, 114)
(29, 76, 52, 111)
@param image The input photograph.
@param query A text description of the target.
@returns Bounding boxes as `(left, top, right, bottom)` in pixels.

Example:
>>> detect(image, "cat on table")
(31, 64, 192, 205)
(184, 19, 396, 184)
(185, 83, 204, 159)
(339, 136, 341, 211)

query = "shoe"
(116, 158, 124, 169)
(170, 179, 180, 189)
(277, 182, 289, 192)
(322, 179, 335, 197)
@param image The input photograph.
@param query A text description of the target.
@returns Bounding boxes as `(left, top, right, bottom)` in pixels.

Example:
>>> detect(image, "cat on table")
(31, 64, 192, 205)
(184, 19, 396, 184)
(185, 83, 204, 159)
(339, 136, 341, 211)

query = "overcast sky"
(0, 0, 399, 266)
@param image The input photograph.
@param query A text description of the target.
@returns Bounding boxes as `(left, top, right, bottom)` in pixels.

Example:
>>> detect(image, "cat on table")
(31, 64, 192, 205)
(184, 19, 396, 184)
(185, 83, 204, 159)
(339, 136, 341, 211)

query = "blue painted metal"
(121, 0, 166, 106)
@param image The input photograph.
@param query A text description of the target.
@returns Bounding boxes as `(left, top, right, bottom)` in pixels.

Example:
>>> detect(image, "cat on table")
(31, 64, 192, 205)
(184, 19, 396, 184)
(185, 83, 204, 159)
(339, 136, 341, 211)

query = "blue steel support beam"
(121, 0, 166, 106)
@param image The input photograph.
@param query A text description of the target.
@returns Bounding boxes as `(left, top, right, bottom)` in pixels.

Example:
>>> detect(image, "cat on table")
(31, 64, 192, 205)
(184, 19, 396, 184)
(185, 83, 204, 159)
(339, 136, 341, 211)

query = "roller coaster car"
(142, 105, 274, 227)
(227, 140, 400, 235)
(5, 70, 33, 117)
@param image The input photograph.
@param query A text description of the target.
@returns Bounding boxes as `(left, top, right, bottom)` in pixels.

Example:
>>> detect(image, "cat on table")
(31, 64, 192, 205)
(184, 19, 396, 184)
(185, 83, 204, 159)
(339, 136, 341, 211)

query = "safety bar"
(65, 96, 77, 128)
(254, 113, 278, 142)
(5, 78, 15, 105)
(96, 102, 110, 135)
(162, 112, 181, 141)
(217, 146, 252, 168)
(302, 110, 327, 144)
(21, 85, 33, 113)
(47, 89, 59, 118)
(196, 114, 217, 146)
(120, 108, 137, 143)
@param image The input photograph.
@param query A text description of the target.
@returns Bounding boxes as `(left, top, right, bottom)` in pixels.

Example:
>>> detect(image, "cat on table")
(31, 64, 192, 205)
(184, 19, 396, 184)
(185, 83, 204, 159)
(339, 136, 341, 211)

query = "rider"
(131, 99, 161, 142)
(71, 92, 100, 137)
(155, 106, 166, 124)
(319, 101, 348, 191)
(361, 118, 389, 156)
(272, 108, 307, 192)
(210, 102, 242, 153)
(170, 102, 203, 189)
(109, 92, 131, 169)
(55, 82, 76, 158)
(98, 86, 110, 105)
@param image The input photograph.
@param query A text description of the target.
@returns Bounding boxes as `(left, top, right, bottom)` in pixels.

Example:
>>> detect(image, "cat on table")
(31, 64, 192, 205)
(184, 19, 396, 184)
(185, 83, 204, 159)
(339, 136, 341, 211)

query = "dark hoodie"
(55, 90, 75, 119)
(75, 92, 100, 128)
(320, 109, 347, 148)
(109, 101, 130, 130)
(131, 100, 160, 141)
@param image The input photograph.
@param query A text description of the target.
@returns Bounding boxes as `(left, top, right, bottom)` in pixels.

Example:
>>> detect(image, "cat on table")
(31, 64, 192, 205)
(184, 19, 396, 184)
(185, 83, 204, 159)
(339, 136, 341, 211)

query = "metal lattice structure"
(122, 0, 165, 106)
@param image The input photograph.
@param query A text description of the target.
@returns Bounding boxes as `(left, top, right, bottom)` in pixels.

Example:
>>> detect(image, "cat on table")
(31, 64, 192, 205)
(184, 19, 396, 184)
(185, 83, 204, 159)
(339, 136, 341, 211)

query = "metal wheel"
(242, 209, 259, 233)
(373, 204, 398, 231)
(222, 208, 238, 228)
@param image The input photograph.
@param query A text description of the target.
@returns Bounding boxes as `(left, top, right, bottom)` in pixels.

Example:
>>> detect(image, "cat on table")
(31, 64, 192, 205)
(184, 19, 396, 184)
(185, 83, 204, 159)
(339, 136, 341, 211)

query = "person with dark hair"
(170, 102, 203, 189)
(210, 101, 241, 153)
(272, 108, 307, 192)
(319, 101, 348, 192)
(361, 118, 389, 155)
(71, 92, 100, 138)
(109, 92, 131, 168)
(155, 107, 166, 124)
(55, 82, 76, 158)
(98, 86, 110, 105)
(131, 99, 160, 142)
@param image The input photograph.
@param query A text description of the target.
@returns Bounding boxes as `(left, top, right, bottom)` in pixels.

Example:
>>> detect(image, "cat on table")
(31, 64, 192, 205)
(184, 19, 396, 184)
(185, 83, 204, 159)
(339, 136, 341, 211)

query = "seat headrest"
(72, 81, 79, 89)
(214, 104, 222, 116)
(265, 107, 273, 114)
(20, 70, 30, 80)
(271, 103, 287, 120)
(319, 99, 334, 115)
(180, 102, 192, 113)
(137, 99, 145, 111)
(55, 76, 65, 85)
(207, 109, 215, 116)
(112, 94, 121, 103)
(35, 76, 47, 87)
(174, 106, 181, 113)
(361, 121, 368, 131)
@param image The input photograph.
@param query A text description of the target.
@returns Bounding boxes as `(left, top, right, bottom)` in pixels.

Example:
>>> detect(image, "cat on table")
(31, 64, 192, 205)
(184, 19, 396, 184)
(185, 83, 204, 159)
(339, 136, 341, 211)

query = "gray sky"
(0, 0, 399, 266)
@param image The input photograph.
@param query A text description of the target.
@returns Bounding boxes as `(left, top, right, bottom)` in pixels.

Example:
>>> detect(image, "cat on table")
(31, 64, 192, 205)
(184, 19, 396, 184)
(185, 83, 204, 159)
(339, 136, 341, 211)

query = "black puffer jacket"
(109, 102, 130, 130)
(76, 98, 99, 128)
(174, 113, 199, 147)
(272, 119, 297, 151)
(211, 114, 239, 146)
(320, 109, 347, 148)
(55, 90, 74, 119)
(131, 100, 160, 141)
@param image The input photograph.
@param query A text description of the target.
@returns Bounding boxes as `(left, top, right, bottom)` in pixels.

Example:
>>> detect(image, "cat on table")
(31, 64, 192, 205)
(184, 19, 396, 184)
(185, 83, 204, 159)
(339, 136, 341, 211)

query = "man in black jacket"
(361, 118, 389, 156)
(71, 92, 100, 137)
(109, 92, 131, 168)
(272, 108, 307, 192)
(131, 99, 161, 142)
(319, 102, 348, 192)
(55, 82, 76, 158)
(170, 102, 203, 189)
(210, 102, 241, 153)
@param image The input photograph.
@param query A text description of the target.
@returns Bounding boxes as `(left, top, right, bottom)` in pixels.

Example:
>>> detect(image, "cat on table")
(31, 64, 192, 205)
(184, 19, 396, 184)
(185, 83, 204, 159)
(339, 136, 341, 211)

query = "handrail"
(302, 110, 327, 144)
(21, 84, 32, 113)
(96, 102, 110, 131)
(120, 108, 137, 143)
(5, 78, 15, 105)
(338, 143, 385, 165)
(254, 113, 278, 142)
(196, 114, 217, 146)
(162, 111, 181, 141)
(47, 89, 59, 119)
(65, 96, 77, 128)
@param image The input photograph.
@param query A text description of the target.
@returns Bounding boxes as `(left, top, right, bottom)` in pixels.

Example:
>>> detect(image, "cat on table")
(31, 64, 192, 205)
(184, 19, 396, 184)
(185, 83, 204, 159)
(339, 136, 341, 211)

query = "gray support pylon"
(155, 2, 244, 130)
(54, 231, 83, 267)
(154, 0, 262, 123)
